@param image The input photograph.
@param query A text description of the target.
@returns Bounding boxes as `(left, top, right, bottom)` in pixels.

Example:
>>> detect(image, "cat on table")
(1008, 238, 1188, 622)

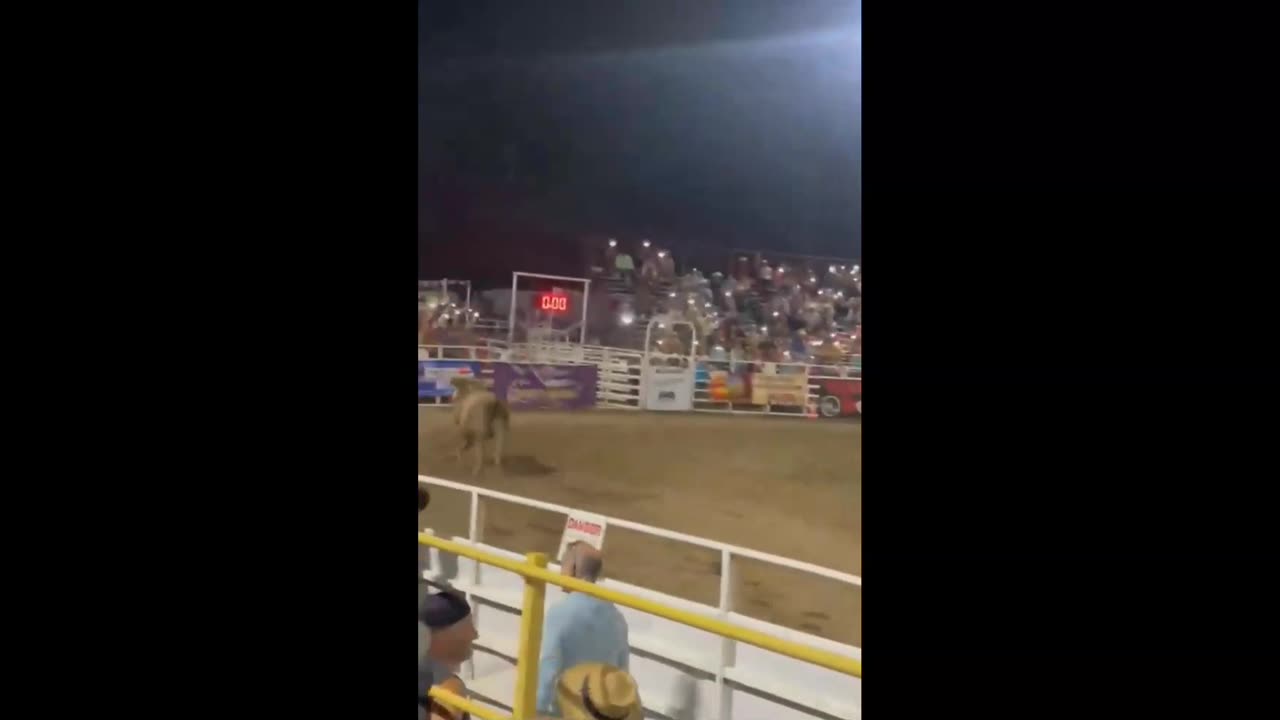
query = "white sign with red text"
(557, 510, 608, 561)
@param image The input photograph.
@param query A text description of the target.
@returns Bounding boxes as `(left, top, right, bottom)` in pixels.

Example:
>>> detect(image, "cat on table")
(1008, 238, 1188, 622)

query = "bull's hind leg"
(471, 436, 485, 477)
(456, 434, 473, 464)
(491, 424, 505, 472)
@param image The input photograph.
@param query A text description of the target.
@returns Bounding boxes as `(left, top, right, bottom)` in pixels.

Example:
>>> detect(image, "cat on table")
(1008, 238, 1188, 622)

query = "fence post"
(512, 552, 549, 720)
(715, 548, 736, 720)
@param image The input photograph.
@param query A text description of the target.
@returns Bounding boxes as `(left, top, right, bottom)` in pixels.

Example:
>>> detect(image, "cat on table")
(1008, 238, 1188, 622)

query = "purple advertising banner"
(494, 363, 597, 410)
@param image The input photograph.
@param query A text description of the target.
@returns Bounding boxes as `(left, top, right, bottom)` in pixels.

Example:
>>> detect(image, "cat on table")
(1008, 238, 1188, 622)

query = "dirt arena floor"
(418, 407, 861, 646)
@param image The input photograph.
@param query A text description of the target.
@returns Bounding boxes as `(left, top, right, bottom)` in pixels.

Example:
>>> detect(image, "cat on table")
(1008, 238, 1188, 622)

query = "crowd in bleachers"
(419, 239, 862, 371)
(592, 238, 861, 366)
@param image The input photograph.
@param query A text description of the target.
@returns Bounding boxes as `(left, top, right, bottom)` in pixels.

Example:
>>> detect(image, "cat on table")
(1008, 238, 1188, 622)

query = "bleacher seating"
(588, 240, 860, 358)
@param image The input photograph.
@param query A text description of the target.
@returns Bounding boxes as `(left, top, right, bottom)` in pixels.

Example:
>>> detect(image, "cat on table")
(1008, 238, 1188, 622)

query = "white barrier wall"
(420, 476, 861, 720)
(419, 344, 860, 419)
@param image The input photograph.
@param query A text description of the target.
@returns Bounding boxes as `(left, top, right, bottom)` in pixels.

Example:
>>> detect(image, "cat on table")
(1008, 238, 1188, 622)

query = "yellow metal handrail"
(419, 532, 861, 720)
(428, 686, 507, 720)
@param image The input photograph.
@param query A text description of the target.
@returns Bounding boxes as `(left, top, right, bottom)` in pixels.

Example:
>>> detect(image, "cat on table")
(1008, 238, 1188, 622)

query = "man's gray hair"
(567, 541, 604, 582)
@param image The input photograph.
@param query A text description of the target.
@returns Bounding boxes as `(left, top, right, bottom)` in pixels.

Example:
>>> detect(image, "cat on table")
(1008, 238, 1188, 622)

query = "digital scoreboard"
(535, 291, 570, 315)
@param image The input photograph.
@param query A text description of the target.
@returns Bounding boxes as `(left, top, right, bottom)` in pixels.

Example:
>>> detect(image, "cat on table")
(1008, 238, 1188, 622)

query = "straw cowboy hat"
(556, 663, 643, 720)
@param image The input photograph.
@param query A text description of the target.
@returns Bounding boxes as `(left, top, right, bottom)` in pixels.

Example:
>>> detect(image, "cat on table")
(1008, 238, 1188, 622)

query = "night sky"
(420, 1, 861, 284)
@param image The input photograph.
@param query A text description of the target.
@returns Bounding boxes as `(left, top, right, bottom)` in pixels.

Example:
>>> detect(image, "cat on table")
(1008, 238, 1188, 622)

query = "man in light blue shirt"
(536, 542, 630, 716)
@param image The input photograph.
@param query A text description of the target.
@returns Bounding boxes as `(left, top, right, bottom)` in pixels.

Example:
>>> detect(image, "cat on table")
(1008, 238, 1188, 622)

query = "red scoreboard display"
(535, 291, 570, 315)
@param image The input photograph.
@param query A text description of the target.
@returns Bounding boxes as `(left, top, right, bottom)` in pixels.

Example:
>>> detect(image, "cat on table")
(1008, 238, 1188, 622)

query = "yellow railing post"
(511, 552, 549, 720)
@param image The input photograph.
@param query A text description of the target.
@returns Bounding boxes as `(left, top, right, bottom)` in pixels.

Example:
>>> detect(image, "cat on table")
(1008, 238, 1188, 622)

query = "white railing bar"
(419, 475, 860, 586)
(421, 345, 856, 373)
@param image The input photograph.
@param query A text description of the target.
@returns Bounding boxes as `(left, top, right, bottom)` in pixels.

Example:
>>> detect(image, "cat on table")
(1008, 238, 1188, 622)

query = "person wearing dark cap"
(418, 590, 478, 720)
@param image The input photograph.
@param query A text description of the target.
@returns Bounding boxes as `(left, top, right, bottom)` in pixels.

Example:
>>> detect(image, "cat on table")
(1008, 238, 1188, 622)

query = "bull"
(449, 376, 509, 477)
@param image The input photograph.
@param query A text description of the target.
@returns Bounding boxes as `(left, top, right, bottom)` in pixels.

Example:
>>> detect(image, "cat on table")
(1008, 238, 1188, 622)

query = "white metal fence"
(419, 475, 861, 720)
(419, 343, 860, 419)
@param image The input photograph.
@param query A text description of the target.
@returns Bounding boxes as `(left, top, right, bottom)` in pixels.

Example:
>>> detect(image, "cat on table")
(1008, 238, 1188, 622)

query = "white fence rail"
(419, 475, 861, 720)
(419, 344, 859, 419)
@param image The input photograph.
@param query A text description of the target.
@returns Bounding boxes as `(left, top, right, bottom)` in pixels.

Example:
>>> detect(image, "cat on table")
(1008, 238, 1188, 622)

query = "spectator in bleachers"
(419, 590, 478, 720)
(789, 329, 811, 361)
(639, 252, 661, 287)
(614, 248, 635, 286)
(536, 542, 630, 717)
(657, 249, 676, 280)
(554, 663, 643, 720)
(603, 239, 618, 275)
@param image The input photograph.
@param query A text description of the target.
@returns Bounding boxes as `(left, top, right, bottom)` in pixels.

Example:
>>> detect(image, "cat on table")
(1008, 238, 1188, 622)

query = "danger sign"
(557, 510, 608, 561)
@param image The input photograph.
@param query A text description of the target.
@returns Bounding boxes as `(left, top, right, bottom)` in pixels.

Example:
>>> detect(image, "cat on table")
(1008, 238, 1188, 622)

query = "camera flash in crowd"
(619, 310, 635, 326)
(642, 239, 651, 248)
(608, 238, 617, 247)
